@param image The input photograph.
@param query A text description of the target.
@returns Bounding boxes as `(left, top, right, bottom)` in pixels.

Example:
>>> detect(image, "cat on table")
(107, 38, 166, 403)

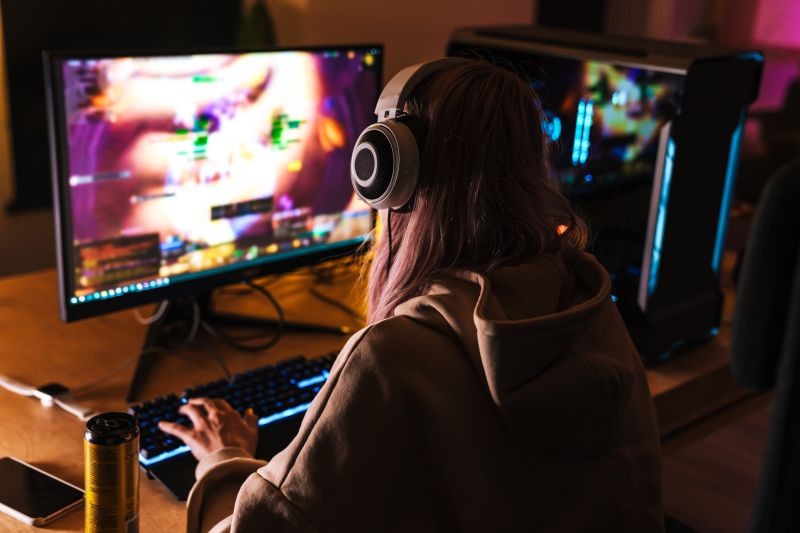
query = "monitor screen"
(505, 52, 685, 299)
(48, 47, 381, 319)
(529, 55, 684, 192)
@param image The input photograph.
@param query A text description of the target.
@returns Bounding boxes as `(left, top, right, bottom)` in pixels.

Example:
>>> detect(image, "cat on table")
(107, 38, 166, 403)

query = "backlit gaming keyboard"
(130, 353, 337, 467)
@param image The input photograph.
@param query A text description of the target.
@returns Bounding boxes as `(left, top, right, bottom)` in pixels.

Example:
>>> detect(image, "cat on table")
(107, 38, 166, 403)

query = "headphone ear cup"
(351, 119, 422, 210)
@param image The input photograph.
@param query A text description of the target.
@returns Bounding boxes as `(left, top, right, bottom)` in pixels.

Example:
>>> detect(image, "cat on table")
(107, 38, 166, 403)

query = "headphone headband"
(374, 58, 470, 121)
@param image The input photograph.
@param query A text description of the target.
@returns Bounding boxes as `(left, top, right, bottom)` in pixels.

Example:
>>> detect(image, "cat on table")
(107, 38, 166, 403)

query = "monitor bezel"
(45, 44, 382, 322)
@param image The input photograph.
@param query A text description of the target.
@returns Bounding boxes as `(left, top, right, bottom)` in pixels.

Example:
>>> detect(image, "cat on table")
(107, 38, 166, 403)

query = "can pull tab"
(96, 418, 123, 429)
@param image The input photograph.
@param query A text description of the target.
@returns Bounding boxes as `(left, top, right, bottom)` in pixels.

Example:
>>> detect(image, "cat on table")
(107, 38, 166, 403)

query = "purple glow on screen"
(58, 49, 380, 299)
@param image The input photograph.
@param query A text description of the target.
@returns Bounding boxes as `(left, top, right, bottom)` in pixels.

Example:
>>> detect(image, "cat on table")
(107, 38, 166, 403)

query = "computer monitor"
(447, 39, 689, 316)
(515, 53, 685, 304)
(449, 26, 762, 362)
(45, 46, 382, 397)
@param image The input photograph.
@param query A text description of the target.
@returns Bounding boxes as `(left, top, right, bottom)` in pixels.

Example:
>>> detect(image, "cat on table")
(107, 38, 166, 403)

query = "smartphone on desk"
(0, 457, 83, 526)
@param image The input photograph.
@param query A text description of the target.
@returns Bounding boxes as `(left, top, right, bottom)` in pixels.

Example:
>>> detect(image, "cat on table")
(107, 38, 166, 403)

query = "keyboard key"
(141, 443, 163, 459)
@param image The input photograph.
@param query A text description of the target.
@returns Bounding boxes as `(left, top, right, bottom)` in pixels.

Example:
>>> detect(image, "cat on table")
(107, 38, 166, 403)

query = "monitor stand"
(125, 292, 349, 403)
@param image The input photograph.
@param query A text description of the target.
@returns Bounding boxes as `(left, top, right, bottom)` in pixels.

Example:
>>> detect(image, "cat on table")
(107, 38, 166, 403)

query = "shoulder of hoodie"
(252, 316, 464, 486)
(335, 314, 463, 383)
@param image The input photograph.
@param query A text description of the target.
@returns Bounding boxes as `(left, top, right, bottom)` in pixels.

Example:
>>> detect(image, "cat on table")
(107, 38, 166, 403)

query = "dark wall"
(1, 0, 242, 210)
(536, 0, 606, 33)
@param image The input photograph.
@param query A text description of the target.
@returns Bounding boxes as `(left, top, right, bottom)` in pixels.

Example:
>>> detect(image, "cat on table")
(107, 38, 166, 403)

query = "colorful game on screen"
(529, 55, 684, 192)
(512, 53, 685, 291)
(60, 49, 379, 302)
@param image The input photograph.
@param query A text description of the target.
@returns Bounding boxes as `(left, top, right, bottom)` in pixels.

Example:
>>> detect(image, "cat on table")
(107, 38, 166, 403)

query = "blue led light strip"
(139, 444, 192, 467)
(570, 99, 594, 166)
(579, 101, 593, 164)
(297, 371, 328, 389)
(571, 100, 586, 165)
(648, 139, 676, 296)
(256, 402, 313, 426)
(712, 111, 745, 273)
(139, 402, 314, 466)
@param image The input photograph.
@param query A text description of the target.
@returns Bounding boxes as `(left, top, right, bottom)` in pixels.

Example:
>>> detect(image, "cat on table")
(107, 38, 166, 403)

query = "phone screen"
(0, 457, 83, 520)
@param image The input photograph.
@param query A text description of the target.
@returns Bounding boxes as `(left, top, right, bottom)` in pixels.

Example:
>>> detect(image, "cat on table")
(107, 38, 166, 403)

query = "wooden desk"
(0, 268, 748, 532)
(648, 327, 753, 437)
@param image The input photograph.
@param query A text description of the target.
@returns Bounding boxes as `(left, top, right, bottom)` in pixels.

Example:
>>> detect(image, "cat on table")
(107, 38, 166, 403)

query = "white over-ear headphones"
(350, 58, 470, 211)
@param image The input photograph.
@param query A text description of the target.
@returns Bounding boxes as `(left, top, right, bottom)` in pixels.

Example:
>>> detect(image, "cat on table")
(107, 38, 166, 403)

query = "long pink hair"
(366, 60, 586, 322)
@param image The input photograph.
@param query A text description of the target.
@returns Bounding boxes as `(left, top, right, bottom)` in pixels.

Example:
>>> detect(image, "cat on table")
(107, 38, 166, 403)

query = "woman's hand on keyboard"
(158, 397, 259, 461)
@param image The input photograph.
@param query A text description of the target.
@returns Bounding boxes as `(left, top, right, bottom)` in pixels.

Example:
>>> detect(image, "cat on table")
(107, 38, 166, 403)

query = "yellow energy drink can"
(84, 412, 140, 533)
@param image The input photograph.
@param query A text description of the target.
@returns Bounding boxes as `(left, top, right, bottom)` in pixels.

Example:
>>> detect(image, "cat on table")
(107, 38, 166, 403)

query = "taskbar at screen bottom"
(66, 235, 369, 309)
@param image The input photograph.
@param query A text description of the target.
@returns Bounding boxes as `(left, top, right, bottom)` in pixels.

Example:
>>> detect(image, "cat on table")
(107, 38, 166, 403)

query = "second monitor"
(449, 26, 762, 361)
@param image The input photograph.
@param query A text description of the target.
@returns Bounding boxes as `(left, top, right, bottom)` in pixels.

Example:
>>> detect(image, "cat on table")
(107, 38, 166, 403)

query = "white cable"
(0, 375, 36, 396)
(53, 397, 97, 421)
(0, 375, 96, 421)
(133, 300, 169, 325)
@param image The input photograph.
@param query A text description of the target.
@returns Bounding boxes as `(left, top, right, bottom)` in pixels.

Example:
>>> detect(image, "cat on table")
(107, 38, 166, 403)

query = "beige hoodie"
(186, 250, 664, 532)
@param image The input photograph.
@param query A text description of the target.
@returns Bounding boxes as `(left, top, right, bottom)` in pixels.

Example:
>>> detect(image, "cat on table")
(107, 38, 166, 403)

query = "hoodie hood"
(395, 250, 635, 454)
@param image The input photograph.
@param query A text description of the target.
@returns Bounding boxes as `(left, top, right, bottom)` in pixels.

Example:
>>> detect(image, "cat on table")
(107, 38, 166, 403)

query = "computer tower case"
(448, 26, 762, 363)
